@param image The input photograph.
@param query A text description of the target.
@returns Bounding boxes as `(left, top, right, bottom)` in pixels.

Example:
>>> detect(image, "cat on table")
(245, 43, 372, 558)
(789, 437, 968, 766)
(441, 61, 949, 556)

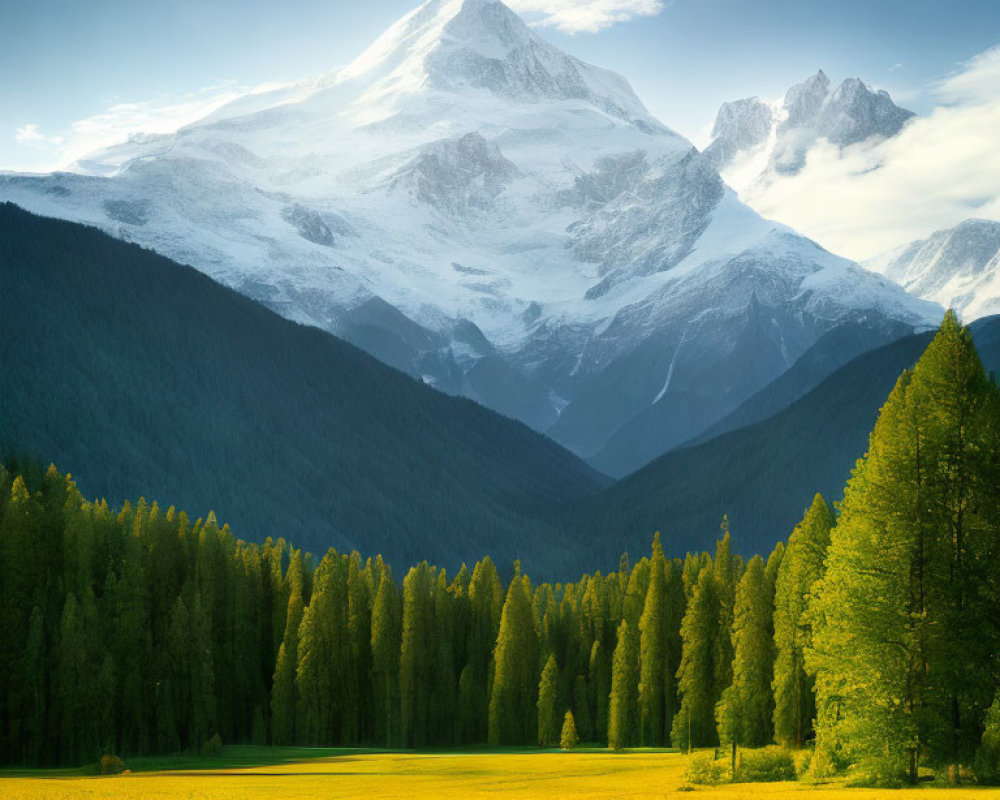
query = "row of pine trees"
(1, 312, 999, 784)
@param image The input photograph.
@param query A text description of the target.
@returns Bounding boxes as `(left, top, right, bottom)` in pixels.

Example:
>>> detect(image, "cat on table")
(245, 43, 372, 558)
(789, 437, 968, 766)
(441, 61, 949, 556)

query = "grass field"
(3, 747, 1000, 799)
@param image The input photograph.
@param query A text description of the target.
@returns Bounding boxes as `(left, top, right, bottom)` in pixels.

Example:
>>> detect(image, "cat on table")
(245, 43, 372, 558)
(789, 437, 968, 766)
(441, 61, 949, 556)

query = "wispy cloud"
(935, 45, 1000, 105)
(8, 84, 248, 172)
(14, 124, 64, 146)
(742, 46, 1000, 261)
(506, 0, 664, 33)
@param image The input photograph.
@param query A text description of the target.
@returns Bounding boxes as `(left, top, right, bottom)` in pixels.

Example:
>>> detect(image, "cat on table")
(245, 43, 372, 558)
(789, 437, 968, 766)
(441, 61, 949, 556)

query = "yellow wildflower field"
(2, 750, 999, 800)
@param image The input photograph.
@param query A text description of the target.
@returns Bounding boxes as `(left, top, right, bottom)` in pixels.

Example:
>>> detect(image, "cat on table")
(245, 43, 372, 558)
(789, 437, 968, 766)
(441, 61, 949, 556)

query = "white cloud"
(936, 45, 1000, 105)
(14, 124, 63, 146)
(8, 84, 248, 172)
(738, 46, 1000, 261)
(506, 0, 664, 33)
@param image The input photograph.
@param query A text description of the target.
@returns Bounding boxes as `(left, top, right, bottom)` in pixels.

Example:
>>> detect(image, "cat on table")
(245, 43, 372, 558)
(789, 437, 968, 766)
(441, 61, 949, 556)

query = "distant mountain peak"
(782, 70, 831, 129)
(706, 69, 914, 182)
(865, 218, 1000, 320)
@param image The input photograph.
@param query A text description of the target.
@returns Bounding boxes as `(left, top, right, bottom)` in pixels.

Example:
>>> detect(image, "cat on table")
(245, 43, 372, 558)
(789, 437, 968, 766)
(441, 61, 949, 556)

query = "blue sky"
(2, 0, 999, 171)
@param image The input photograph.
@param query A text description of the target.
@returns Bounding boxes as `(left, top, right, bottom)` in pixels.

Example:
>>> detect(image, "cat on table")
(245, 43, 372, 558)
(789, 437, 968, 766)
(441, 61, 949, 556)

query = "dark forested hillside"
(566, 315, 1000, 561)
(0, 203, 604, 575)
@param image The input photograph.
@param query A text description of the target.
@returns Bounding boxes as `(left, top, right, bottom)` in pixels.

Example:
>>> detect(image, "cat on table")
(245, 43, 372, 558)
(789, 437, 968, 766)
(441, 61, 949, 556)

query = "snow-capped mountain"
(706, 70, 914, 193)
(0, 0, 940, 477)
(865, 219, 1000, 320)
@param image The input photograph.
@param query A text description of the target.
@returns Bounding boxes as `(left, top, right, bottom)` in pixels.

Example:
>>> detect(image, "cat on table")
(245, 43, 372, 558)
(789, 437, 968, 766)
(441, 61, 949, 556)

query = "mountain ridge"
(0, 203, 605, 577)
(0, 0, 939, 476)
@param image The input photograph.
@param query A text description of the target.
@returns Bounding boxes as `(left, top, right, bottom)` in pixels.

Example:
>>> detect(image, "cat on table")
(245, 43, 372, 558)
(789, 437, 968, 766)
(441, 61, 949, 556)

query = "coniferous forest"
(2, 312, 1000, 788)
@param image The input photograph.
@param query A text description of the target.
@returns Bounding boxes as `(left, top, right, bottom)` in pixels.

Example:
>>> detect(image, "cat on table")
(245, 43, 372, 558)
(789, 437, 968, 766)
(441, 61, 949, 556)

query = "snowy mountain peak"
(781, 70, 830, 129)
(704, 97, 773, 168)
(341, 0, 528, 85)
(819, 76, 914, 147)
(0, 0, 940, 477)
(707, 70, 914, 188)
(332, 0, 660, 128)
(128, 0, 668, 165)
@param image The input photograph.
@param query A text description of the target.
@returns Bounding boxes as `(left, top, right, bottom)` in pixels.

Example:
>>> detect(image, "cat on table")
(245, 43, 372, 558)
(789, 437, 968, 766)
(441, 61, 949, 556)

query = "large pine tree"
(488, 575, 538, 745)
(400, 563, 436, 747)
(271, 550, 305, 744)
(772, 494, 833, 748)
(537, 654, 560, 747)
(672, 565, 720, 750)
(296, 554, 348, 746)
(464, 557, 503, 744)
(716, 555, 773, 750)
(807, 312, 1000, 783)
(638, 533, 682, 746)
(608, 619, 640, 750)
(588, 639, 610, 746)
(712, 524, 738, 701)
(370, 563, 401, 748)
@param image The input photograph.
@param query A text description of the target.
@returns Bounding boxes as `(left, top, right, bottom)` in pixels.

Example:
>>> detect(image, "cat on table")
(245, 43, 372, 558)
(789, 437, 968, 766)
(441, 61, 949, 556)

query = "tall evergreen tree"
(271, 550, 304, 745)
(296, 554, 348, 746)
(713, 523, 737, 700)
(489, 575, 538, 745)
(772, 494, 833, 748)
(400, 563, 436, 747)
(342, 553, 373, 744)
(588, 640, 610, 746)
(638, 534, 668, 746)
(537, 654, 560, 747)
(370, 564, 401, 748)
(808, 312, 1000, 783)
(672, 566, 720, 750)
(716, 556, 773, 751)
(662, 559, 686, 746)
(608, 619, 640, 750)
(430, 570, 457, 745)
(465, 557, 503, 743)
